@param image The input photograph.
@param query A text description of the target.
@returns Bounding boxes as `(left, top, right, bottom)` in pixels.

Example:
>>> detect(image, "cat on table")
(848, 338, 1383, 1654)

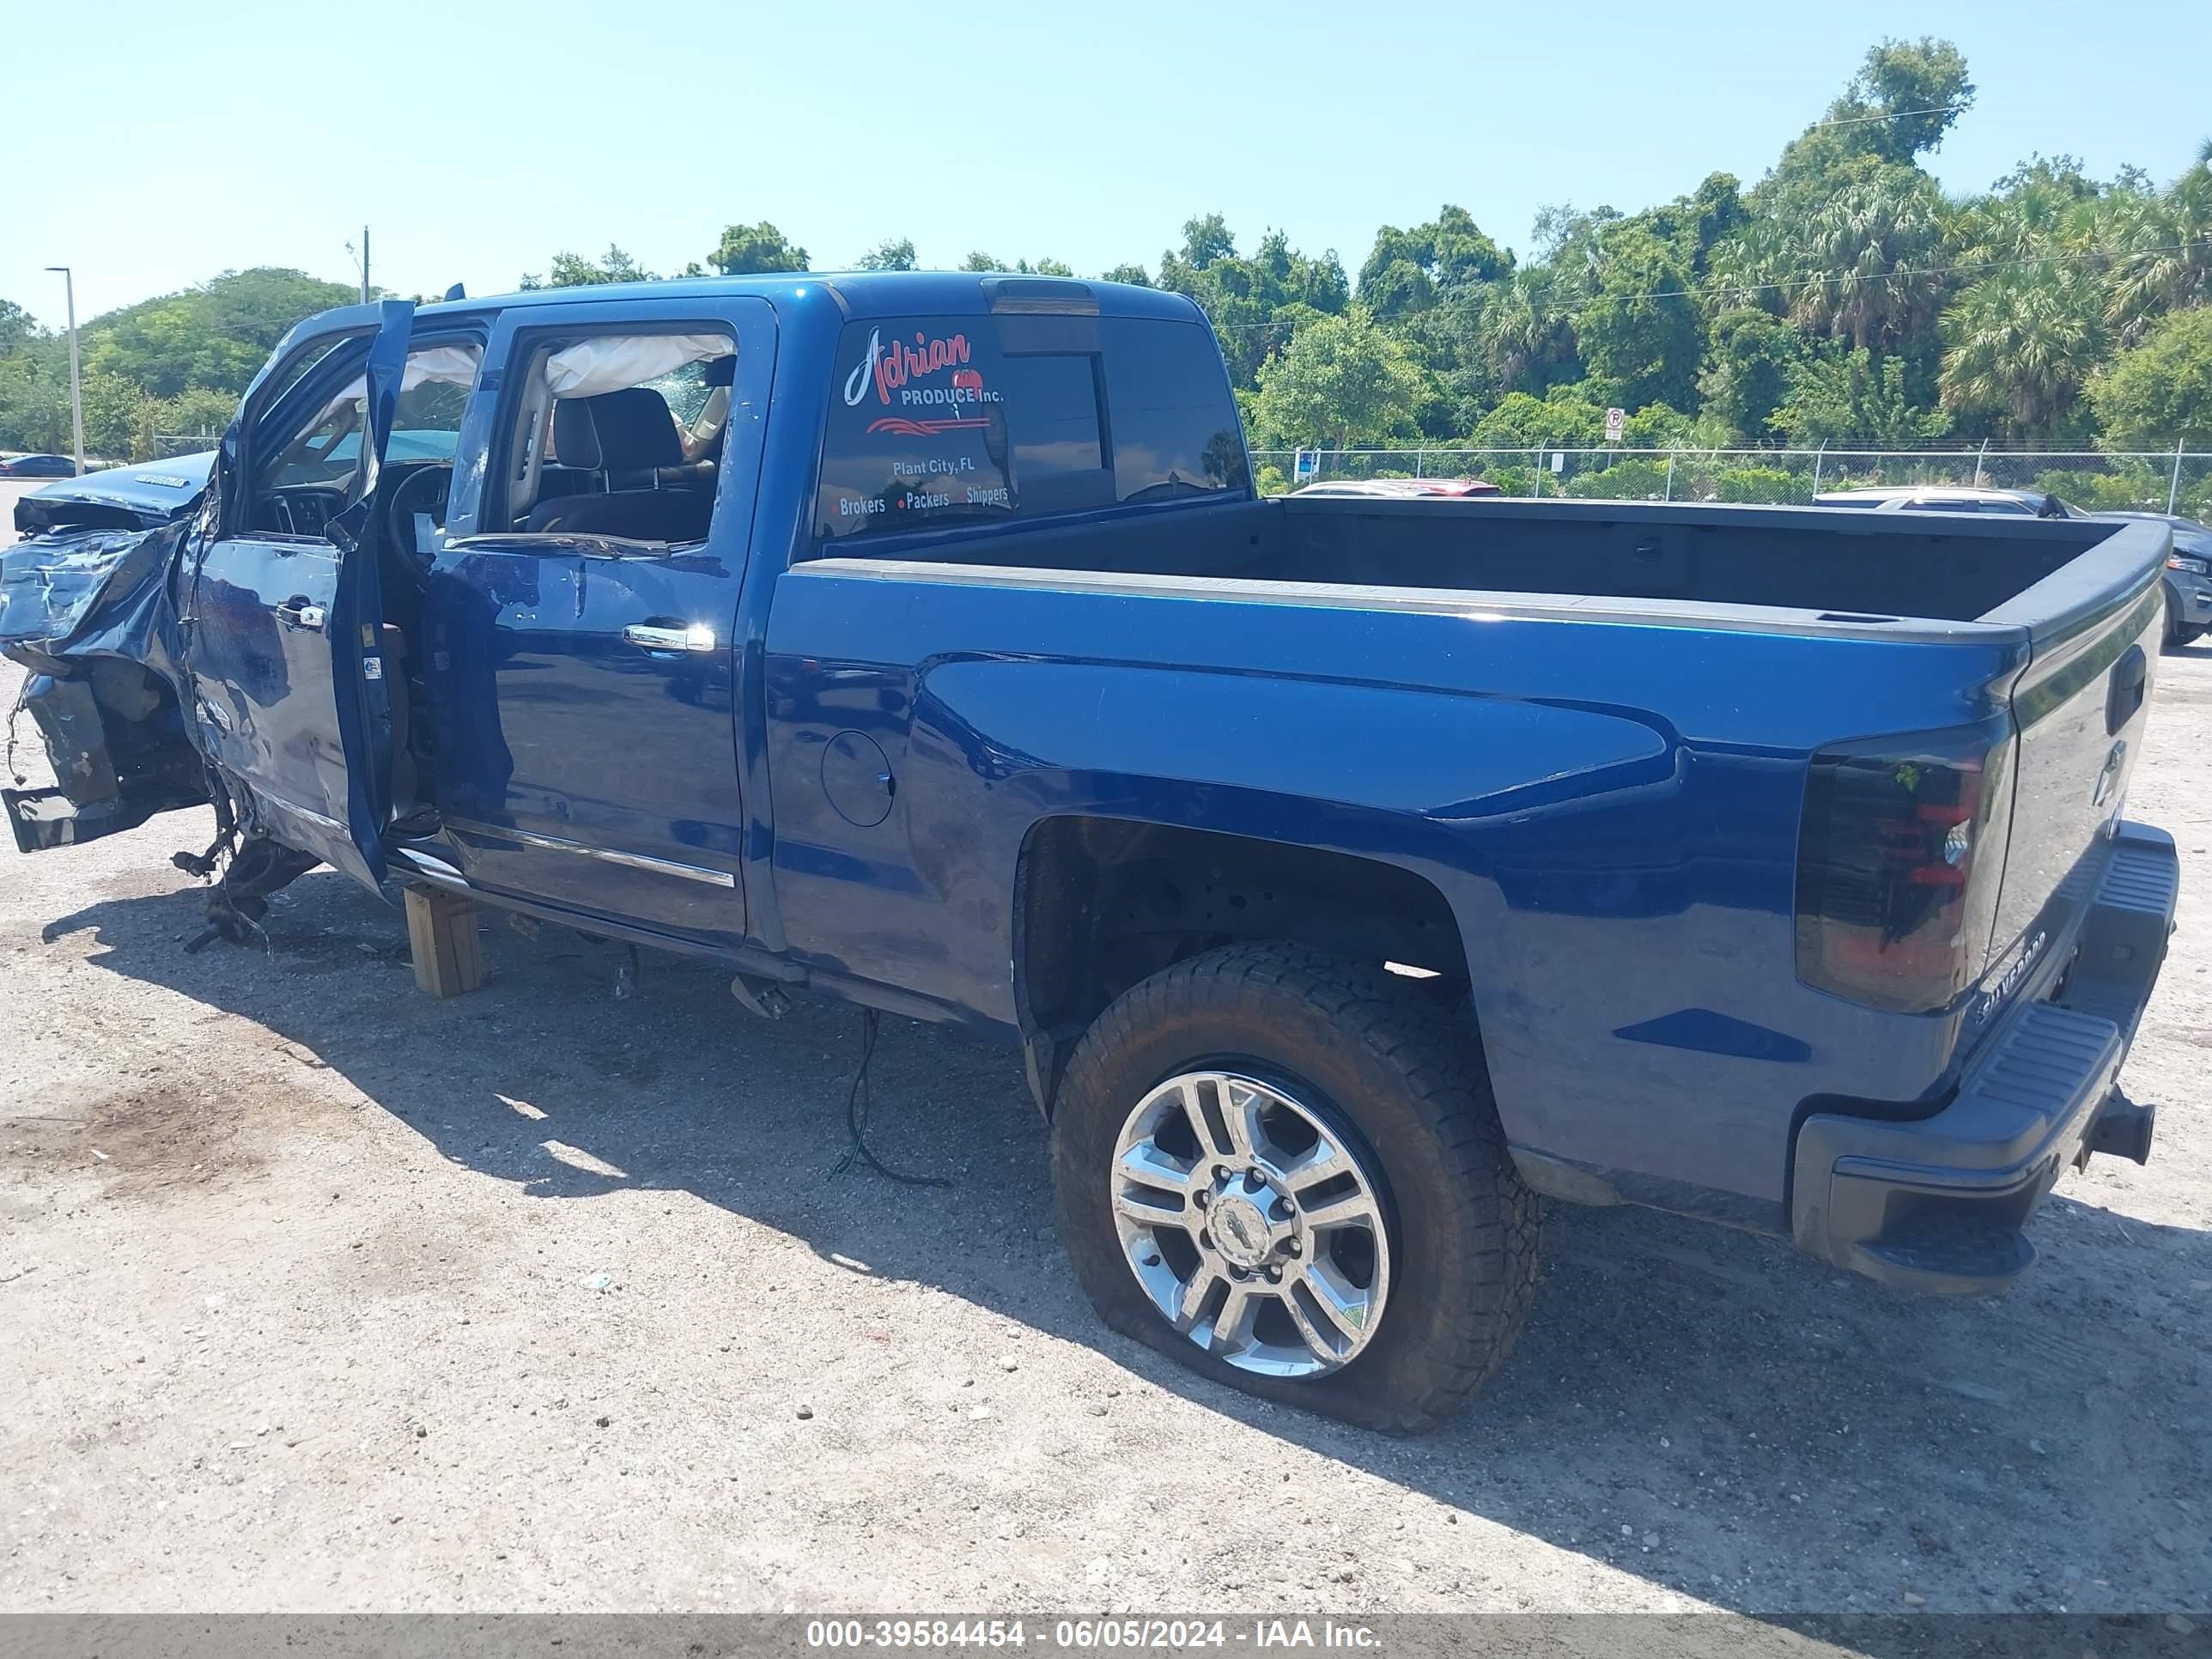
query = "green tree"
(1101, 263, 1152, 287)
(1771, 343, 1948, 446)
(858, 238, 919, 271)
(1787, 169, 1948, 355)
(0, 344, 71, 453)
(1727, 38, 1974, 425)
(0, 300, 40, 356)
(82, 268, 360, 399)
(1176, 214, 1238, 269)
(1249, 309, 1426, 448)
(961, 252, 1075, 275)
(1841, 37, 1977, 163)
(1574, 225, 1705, 411)
(1938, 262, 2106, 445)
(155, 386, 241, 448)
(520, 246, 657, 290)
(1948, 154, 2108, 271)
(708, 221, 808, 275)
(1698, 308, 1802, 441)
(1468, 389, 1605, 451)
(1671, 173, 1748, 276)
(2088, 306, 2212, 448)
(1156, 216, 1349, 390)
(2104, 140, 2212, 342)
(1357, 205, 1510, 321)
(1358, 258, 1434, 323)
(1621, 403, 1694, 447)
(1254, 229, 1351, 313)
(1474, 270, 1581, 398)
(77, 369, 155, 460)
(1766, 37, 1975, 189)
(1563, 457, 1674, 499)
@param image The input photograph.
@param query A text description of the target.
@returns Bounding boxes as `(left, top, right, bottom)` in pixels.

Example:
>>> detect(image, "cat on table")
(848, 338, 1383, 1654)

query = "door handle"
(274, 601, 326, 631)
(623, 622, 716, 653)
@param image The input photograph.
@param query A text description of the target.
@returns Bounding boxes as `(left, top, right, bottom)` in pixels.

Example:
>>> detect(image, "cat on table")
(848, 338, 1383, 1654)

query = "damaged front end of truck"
(3, 462, 216, 857)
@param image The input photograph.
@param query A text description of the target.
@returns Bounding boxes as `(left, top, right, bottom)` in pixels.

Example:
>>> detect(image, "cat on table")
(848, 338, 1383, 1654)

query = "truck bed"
(839, 495, 2143, 628)
(783, 491, 2166, 1235)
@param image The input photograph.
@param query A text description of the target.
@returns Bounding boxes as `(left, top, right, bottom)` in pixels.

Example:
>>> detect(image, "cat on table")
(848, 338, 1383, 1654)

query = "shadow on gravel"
(34, 869, 2212, 1616)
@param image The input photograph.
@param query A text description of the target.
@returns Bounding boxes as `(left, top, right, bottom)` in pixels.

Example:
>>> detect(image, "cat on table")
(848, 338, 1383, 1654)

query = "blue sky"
(7, 0, 2209, 328)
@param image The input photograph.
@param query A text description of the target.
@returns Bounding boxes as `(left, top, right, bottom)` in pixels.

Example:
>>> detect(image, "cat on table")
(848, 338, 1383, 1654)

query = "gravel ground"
(2, 480, 2209, 1615)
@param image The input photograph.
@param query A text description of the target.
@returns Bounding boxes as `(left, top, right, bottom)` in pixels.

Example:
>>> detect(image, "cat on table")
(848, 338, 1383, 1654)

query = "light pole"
(44, 266, 83, 476)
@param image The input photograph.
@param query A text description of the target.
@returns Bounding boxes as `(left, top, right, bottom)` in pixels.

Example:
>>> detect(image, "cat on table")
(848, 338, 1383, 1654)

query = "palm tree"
(1789, 171, 1948, 355)
(1939, 261, 2106, 446)
(1948, 167, 2104, 272)
(1701, 219, 1792, 316)
(2105, 139, 2212, 343)
(1474, 271, 1576, 395)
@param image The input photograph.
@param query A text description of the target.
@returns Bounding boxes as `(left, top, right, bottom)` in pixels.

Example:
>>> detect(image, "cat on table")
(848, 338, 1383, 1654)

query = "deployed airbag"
(542, 334, 730, 398)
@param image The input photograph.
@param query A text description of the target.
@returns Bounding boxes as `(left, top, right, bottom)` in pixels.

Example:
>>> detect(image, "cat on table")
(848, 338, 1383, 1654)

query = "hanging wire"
(1803, 103, 1972, 131)
(4, 681, 29, 786)
(832, 1007, 952, 1188)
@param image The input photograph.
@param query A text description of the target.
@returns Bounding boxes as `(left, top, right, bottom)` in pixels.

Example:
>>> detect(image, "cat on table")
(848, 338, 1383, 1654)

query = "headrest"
(553, 386, 683, 471)
(702, 355, 736, 388)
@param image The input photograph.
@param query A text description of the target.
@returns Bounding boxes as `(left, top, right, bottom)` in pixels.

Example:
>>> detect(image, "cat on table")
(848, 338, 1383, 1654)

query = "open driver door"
(180, 299, 414, 896)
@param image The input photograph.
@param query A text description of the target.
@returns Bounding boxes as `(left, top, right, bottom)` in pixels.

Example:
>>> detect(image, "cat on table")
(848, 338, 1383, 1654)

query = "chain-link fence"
(1250, 447, 2212, 522)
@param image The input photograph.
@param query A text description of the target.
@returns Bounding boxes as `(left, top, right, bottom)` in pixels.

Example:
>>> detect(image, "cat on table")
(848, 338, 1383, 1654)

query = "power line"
(1806, 103, 1970, 131)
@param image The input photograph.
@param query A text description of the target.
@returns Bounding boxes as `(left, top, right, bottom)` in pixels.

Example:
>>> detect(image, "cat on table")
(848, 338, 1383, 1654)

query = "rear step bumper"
(1790, 820, 2179, 1296)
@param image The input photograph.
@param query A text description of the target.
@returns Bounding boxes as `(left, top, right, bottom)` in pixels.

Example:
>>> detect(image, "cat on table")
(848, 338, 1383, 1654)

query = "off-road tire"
(1051, 944, 1539, 1433)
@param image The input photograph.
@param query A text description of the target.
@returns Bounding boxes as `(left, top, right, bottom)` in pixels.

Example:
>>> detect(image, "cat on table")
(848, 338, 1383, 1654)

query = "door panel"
(188, 537, 355, 858)
(185, 301, 414, 893)
(425, 538, 750, 938)
(419, 295, 774, 946)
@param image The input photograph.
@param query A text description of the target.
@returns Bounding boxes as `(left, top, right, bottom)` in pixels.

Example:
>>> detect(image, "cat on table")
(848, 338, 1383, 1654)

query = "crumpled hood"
(1, 510, 194, 714)
(3, 523, 173, 652)
(11, 451, 214, 536)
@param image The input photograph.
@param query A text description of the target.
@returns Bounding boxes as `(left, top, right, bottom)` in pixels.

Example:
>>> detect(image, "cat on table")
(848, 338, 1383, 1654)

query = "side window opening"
(1102, 319, 1250, 504)
(814, 315, 1246, 550)
(254, 337, 344, 416)
(490, 329, 736, 548)
(249, 339, 482, 538)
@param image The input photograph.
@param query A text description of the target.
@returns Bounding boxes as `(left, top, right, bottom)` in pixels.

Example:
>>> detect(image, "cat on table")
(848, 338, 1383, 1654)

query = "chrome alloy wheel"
(1109, 1070, 1391, 1378)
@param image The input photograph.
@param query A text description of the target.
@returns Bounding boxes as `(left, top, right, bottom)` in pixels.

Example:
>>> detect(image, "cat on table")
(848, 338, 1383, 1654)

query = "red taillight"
(1795, 725, 2015, 1013)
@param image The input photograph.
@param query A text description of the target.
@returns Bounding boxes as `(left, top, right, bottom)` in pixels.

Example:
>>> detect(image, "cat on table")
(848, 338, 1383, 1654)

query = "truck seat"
(524, 387, 714, 543)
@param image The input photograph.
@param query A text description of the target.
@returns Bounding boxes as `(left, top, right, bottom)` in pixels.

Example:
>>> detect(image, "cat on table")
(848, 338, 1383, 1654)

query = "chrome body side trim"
(441, 817, 738, 889)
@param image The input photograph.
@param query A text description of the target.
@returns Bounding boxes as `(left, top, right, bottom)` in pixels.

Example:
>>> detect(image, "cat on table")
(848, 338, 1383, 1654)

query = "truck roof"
(411, 270, 1202, 326)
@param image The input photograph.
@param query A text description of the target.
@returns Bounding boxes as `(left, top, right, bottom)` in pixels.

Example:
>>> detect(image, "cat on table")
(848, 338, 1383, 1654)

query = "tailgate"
(1984, 520, 2168, 957)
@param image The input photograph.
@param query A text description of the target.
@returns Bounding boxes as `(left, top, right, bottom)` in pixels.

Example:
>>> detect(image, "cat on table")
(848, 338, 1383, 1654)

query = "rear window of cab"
(815, 314, 1248, 544)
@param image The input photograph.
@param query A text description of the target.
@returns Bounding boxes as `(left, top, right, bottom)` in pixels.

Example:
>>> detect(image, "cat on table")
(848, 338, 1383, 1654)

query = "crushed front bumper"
(1790, 821, 2179, 1295)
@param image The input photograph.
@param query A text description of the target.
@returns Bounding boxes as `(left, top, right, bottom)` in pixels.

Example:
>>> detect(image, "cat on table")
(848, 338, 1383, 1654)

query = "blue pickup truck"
(1, 274, 2181, 1430)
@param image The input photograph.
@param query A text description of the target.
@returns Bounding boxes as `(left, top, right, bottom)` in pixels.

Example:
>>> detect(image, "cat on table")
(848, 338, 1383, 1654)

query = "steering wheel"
(386, 465, 455, 567)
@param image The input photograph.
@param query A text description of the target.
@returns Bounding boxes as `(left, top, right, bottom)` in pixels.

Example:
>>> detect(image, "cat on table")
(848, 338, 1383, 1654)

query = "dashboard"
(252, 485, 343, 538)
(249, 461, 454, 566)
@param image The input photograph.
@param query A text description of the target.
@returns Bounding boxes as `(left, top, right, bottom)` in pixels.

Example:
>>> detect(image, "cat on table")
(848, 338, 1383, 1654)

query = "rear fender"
(903, 657, 1680, 1144)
